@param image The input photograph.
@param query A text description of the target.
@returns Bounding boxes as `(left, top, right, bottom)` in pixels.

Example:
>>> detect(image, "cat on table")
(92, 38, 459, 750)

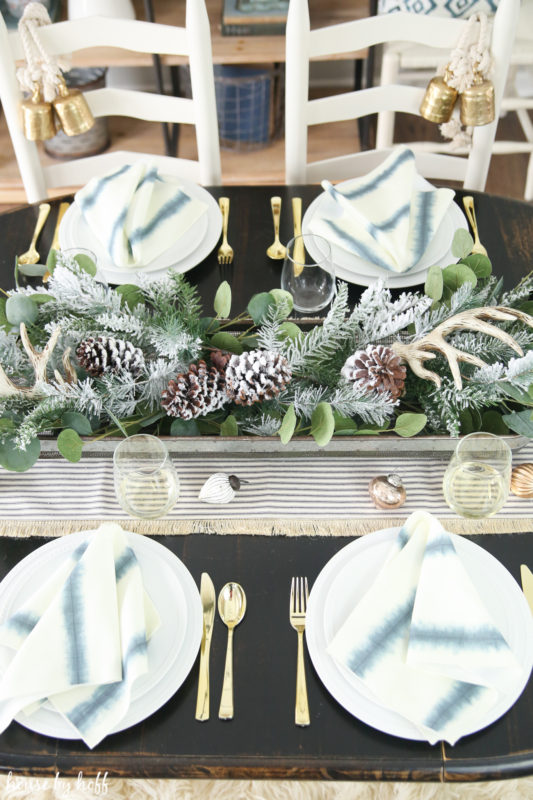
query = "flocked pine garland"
(1, 229, 533, 471)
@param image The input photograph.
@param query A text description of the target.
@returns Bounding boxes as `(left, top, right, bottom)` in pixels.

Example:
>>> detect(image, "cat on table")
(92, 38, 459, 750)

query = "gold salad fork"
(18, 203, 51, 265)
(462, 196, 488, 257)
(289, 576, 310, 727)
(217, 197, 234, 265)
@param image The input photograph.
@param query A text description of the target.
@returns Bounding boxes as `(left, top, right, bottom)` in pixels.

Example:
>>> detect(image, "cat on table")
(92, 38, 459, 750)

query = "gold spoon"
(266, 196, 286, 260)
(462, 196, 488, 257)
(218, 582, 247, 720)
(18, 203, 51, 265)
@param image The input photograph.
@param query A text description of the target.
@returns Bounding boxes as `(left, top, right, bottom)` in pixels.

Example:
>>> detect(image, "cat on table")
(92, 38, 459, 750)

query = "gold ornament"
(510, 464, 533, 498)
(368, 474, 406, 510)
(420, 72, 458, 124)
(52, 78, 94, 137)
(20, 85, 56, 141)
(460, 72, 495, 127)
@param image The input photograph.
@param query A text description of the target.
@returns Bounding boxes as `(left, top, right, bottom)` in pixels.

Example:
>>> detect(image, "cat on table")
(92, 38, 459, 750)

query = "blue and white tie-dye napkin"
(327, 510, 521, 745)
(308, 147, 454, 273)
(0, 522, 160, 748)
(75, 162, 208, 268)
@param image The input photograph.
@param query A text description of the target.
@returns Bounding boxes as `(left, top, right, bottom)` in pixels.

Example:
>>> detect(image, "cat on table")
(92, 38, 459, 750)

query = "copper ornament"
(368, 474, 406, 510)
(510, 463, 533, 498)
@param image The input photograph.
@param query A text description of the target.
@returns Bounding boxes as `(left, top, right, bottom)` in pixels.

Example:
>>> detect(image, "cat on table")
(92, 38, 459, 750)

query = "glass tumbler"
(62, 247, 107, 285)
(281, 234, 335, 314)
(113, 434, 180, 519)
(442, 432, 512, 519)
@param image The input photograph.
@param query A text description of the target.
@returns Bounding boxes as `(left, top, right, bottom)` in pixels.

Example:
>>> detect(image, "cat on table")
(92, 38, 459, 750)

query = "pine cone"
(161, 360, 227, 420)
(341, 344, 406, 400)
(225, 349, 292, 406)
(210, 349, 232, 372)
(76, 336, 145, 379)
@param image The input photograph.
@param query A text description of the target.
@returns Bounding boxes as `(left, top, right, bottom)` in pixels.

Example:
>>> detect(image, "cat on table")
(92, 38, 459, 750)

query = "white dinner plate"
(302, 180, 468, 289)
(59, 177, 222, 286)
(306, 527, 533, 742)
(0, 529, 202, 740)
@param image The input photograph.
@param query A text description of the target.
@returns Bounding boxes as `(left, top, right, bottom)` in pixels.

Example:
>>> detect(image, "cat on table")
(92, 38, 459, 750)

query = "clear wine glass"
(442, 432, 512, 519)
(113, 434, 180, 520)
(280, 234, 335, 314)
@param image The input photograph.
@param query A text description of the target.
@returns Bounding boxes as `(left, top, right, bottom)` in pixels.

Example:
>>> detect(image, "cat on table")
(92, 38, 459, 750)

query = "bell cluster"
(20, 75, 95, 142)
(419, 70, 495, 128)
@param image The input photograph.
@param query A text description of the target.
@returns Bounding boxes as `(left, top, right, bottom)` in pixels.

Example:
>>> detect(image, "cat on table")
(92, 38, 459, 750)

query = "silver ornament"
(198, 473, 244, 504)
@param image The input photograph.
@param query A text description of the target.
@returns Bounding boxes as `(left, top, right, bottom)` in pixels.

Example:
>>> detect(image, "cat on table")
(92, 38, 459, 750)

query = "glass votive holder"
(61, 247, 107, 285)
(281, 234, 336, 314)
(113, 434, 180, 520)
(442, 432, 512, 519)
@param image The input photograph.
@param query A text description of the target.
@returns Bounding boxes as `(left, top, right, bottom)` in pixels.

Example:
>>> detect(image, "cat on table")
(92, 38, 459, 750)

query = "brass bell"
(20, 85, 56, 141)
(52, 78, 95, 137)
(460, 73, 495, 127)
(420, 73, 458, 124)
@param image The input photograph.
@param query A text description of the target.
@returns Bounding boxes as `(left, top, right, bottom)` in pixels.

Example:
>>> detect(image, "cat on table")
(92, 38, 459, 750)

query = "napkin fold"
(0, 522, 160, 748)
(75, 162, 208, 268)
(308, 147, 455, 273)
(327, 510, 520, 744)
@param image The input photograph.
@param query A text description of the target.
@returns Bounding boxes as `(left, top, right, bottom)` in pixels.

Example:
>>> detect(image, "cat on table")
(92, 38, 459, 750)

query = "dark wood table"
(0, 186, 532, 782)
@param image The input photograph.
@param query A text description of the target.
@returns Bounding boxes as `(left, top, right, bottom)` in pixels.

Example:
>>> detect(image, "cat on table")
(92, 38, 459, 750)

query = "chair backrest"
(0, 0, 221, 203)
(285, 0, 520, 189)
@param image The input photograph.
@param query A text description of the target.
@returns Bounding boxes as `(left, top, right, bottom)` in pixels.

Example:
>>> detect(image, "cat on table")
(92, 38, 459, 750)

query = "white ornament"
(198, 473, 244, 504)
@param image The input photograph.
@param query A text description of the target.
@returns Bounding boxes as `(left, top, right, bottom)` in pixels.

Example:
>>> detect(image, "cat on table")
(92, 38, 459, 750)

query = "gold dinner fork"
(289, 576, 310, 727)
(18, 203, 51, 265)
(462, 196, 488, 257)
(217, 197, 234, 266)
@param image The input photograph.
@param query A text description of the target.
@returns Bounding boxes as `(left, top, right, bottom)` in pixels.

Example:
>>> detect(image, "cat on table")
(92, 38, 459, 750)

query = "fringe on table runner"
(2, 516, 532, 538)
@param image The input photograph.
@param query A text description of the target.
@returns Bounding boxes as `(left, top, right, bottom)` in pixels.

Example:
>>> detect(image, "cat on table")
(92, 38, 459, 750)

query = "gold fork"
(18, 203, 51, 265)
(289, 576, 310, 727)
(462, 196, 488, 257)
(217, 197, 234, 265)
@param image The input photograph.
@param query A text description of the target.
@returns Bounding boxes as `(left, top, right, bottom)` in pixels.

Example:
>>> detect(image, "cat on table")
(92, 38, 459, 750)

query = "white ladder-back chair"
(0, 0, 221, 204)
(285, 0, 520, 189)
(375, 0, 533, 200)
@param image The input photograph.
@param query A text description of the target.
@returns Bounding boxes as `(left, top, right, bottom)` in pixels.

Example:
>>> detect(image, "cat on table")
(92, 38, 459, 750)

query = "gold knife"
(520, 564, 533, 616)
(43, 201, 70, 282)
(292, 197, 305, 277)
(195, 572, 216, 721)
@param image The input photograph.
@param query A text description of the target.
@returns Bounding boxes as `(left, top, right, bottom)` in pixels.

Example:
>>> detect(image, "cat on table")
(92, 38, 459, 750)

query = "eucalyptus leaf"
(247, 292, 275, 325)
(17, 263, 48, 277)
(520, 301, 533, 316)
(0, 297, 11, 333)
(5, 295, 39, 326)
(220, 414, 238, 437)
(139, 411, 166, 428)
(394, 413, 427, 438)
(481, 410, 509, 435)
(115, 284, 144, 310)
(502, 409, 533, 437)
(199, 316, 220, 333)
(30, 294, 53, 305)
(442, 263, 477, 292)
(214, 281, 232, 318)
(61, 411, 92, 436)
(74, 253, 97, 277)
(269, 288, 294, 314)
(462, 253, 492, 278)
(170, 418, 201, 436)
(424, 265, 443, 301)
(46, 248, 58, 274)
(458, 408, 475, 435)
(210, 332, 243, 355)
(333, 411, 358, 432)
(0, 435, 40, 472)
(0, 417, 15, 432)
(501, 384, 533, 406)
(57, 428, 83, 463)
(278, 321, 301, 341)
(278, 404, 296, 444)
(451, 228, 474, 259)
(310, 402, 335, 447)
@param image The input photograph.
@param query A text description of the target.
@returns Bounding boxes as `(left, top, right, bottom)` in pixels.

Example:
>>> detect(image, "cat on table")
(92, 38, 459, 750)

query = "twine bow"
(16, 2, 68, 102)
(438, 12, 492, 149)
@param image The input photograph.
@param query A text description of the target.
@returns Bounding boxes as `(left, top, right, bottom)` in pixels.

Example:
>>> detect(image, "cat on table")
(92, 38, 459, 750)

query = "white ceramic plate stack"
(0, 530, 202, 740)
(306, 527, 533, 742)
(59, 177, 222, 286)
(302, 178, 468, 289)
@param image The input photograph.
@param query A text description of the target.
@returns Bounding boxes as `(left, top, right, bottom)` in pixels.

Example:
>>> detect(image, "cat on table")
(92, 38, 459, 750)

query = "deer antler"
(0, 324, 62, 398)
(391, 306, 533, 390)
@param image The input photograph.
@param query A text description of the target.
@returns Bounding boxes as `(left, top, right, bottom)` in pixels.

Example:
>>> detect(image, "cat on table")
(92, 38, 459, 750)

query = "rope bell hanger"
(420, 13, 495, 137)
(17, 2, 95, 141)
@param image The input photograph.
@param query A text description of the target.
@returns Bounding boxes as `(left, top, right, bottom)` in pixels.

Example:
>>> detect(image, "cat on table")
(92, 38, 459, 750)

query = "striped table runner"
(1, 444, 533, 535)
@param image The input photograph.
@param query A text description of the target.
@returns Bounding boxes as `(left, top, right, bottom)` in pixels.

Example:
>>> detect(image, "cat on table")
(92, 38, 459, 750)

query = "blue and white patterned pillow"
(378, 0, 498, 17)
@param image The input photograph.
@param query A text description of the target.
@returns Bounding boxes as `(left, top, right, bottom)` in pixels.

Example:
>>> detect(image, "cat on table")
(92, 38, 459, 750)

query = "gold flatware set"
(266, 195, 304, 263)
(462, 195, 488, 257)
(17, 202, 50, 265)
